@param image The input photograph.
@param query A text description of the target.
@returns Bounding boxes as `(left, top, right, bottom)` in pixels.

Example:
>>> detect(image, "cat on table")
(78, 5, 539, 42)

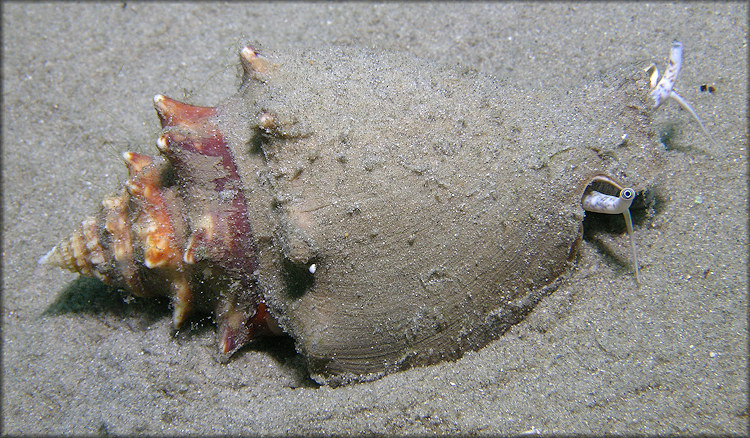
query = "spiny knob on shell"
(41, 50, 280, 357)
(240, 45, 271, 81)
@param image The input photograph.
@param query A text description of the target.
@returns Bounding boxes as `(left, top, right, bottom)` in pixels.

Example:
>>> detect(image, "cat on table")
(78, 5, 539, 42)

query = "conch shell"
(43, 43, 669, 384)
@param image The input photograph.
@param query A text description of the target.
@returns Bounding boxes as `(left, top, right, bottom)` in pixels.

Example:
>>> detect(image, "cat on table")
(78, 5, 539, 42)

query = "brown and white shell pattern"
(42, 43, 665, 385)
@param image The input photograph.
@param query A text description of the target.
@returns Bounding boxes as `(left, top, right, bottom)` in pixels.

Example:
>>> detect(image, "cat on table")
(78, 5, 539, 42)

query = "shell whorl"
(42, 47, 279, 358)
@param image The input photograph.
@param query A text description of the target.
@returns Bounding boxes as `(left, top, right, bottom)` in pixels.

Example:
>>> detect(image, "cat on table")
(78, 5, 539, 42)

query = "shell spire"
(42, 61, 279, 358)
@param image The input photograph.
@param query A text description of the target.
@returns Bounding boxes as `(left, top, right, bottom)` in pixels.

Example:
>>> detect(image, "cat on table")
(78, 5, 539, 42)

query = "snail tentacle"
(582, 178, 641, 286)
(647, 40, 717, 146)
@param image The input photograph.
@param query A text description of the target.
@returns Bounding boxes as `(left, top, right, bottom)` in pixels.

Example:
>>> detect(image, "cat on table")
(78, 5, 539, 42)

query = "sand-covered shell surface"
(43, 43, 665, 385)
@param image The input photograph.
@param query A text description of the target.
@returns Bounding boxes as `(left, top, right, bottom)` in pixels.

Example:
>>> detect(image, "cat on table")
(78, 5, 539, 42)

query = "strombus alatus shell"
(43, 42, 671, 385)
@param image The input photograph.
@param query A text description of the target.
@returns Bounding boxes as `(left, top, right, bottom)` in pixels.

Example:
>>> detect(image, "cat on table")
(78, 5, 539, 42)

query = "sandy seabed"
(3, 3, 747, 435)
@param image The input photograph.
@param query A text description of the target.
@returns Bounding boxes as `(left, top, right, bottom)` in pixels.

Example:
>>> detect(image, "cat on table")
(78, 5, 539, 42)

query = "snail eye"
(621, 188, 636, 200)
